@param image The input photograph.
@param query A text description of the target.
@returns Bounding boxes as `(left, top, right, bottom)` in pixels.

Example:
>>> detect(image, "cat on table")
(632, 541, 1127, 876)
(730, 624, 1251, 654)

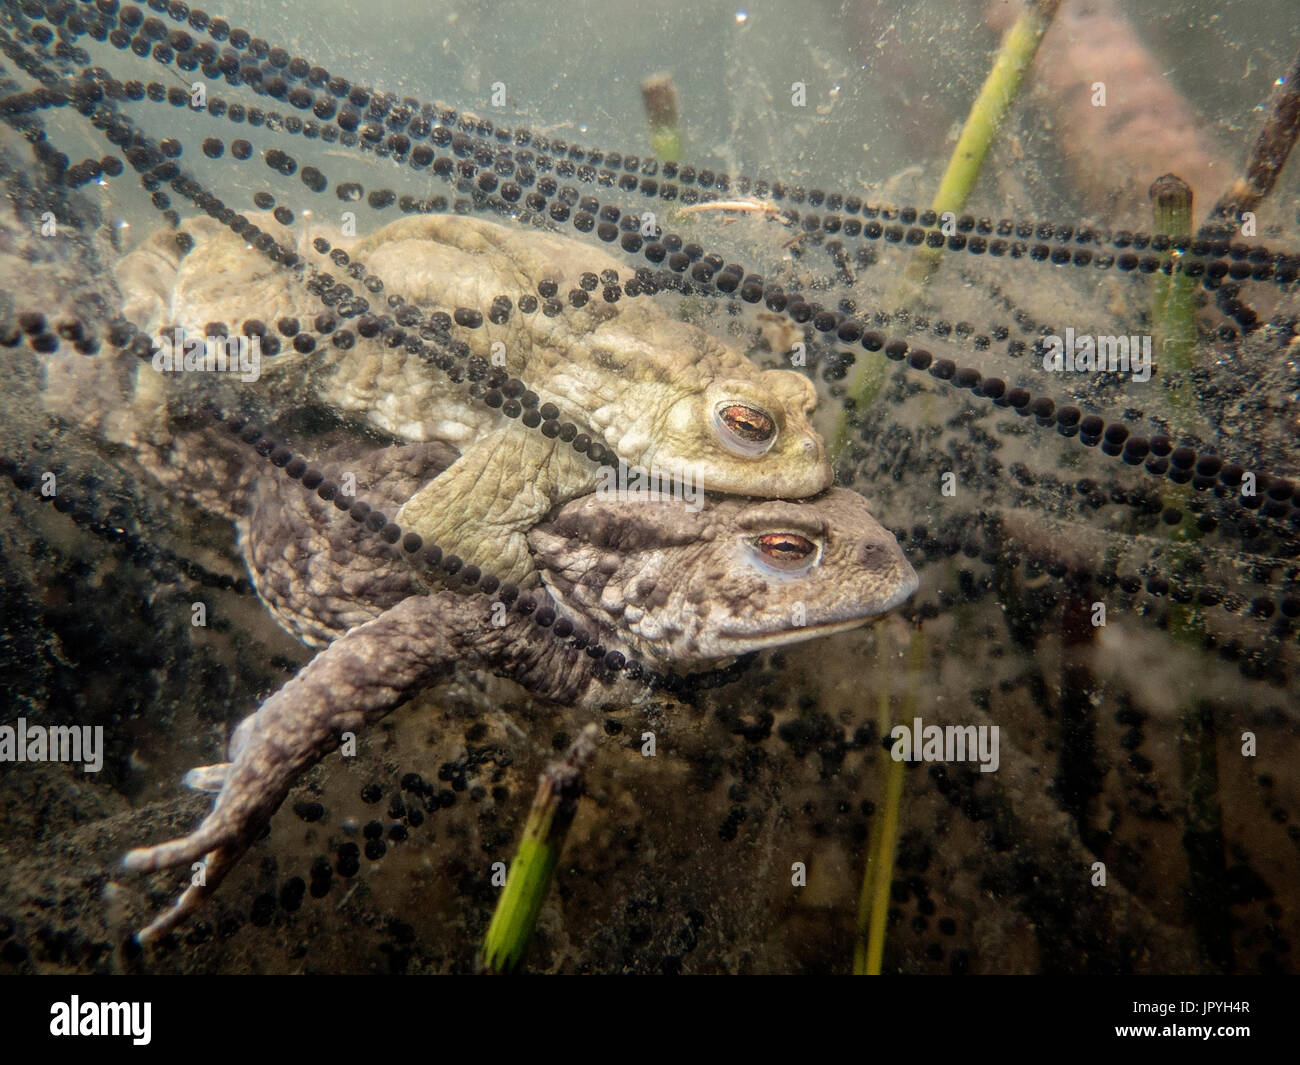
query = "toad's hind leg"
(122, 593, 467, 943)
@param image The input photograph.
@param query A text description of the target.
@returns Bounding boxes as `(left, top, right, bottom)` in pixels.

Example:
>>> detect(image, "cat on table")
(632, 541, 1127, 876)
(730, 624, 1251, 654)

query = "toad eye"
(714, 401, 777, 456)
(751, 532, 819, 573)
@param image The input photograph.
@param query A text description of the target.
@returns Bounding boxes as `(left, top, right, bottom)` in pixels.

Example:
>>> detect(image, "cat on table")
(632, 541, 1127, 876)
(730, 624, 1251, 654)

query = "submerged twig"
(675, 199, 785, 221)
(1206, 45, 1300, 228)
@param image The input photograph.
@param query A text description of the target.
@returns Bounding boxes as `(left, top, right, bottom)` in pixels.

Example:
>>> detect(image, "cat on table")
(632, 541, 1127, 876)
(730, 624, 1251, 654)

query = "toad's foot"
(125, 843, 246, 945)
(122, 593, 474, 943)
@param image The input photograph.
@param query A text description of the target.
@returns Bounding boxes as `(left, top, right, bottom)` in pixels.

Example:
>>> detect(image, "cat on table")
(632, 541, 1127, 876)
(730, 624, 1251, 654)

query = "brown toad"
(123, 440, 916, 941)
(108, 213, 832, 586)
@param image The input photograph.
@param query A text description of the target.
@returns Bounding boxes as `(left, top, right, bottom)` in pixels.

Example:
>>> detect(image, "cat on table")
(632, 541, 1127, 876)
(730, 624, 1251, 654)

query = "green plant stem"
(1149, 174, 1198, 420)
(902, 0, 1063, 293)
(835, 0, 1061, 461)
(481, 724, 598, 974)
(854, 625, 924, 975)
(1177, 700, 1233, 971)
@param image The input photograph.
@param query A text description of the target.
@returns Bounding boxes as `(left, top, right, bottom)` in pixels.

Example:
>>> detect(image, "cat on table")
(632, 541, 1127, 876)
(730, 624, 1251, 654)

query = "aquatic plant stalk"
(1149, 173, 1198, 418)
(835, 0, 1062, 460)
(853, 625, 924, 975)
(641, 74, 682, 164)
(1178, 701, 1233, 971)
(903, 0, 1063, 290)
(1150, 179, 1208, 633)
(481, 724, 598, 974)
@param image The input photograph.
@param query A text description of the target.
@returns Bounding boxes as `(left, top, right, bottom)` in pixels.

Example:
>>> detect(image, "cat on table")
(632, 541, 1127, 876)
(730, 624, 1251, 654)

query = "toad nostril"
(856, 541, 885, 566)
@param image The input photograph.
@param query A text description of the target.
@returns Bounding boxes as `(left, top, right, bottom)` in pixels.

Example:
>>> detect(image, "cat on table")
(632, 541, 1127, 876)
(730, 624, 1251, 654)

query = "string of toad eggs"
(80, 0, 1296, 336)
(5, 10, 1294, 631)
(10, 0, 1300, 530)
(2, 2, 1297, 649)
(1, 55, 760, 692)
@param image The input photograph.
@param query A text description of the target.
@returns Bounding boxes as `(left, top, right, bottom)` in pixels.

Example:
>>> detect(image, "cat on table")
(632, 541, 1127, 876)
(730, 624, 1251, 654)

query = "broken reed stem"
(854, 624, 924, 975)
(1205, 44, 1300, 228)
(835, 0, 1062, 461)
(641, 73, 682, 163)
(1149, 173, 1198, 422)
(480, 723, 598, 974)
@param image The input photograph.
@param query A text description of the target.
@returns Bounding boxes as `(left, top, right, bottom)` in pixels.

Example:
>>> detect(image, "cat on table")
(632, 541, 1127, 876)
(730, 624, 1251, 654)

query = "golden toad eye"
(752, 532, 819, 572)
(714, 401, 777, 455)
